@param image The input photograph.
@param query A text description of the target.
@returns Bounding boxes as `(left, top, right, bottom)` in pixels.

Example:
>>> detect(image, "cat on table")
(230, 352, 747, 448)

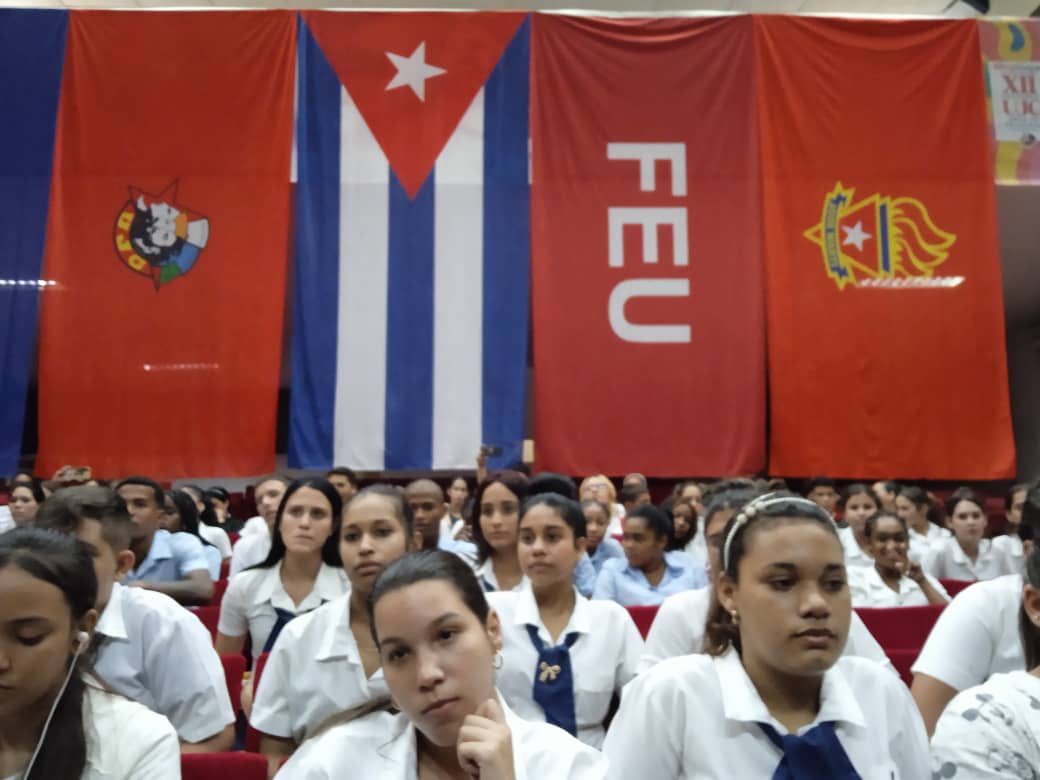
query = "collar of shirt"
(948, 538, 992, 566)
(852, 565, 915, 596)
(252, 562, 344, 612)
(476, 559, 528, 592)
(714, 647, 866, 735)
(313, 592, 384, 683)
(514, 584, 591, 643)
(134, 529, 173, 577)
(621, 556, 685, 586)
(96, 581, 128, 641)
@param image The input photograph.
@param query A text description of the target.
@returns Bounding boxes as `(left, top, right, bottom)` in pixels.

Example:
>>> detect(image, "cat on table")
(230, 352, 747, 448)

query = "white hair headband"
(721, 493, 835, 573)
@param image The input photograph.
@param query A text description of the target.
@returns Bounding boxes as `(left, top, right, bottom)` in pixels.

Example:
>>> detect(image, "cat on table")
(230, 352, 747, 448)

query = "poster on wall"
(980, 20, 1040, 184)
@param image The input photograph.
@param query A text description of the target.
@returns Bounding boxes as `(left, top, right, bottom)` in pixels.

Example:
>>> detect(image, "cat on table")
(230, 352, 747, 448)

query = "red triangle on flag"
(303, 11, 527, 199)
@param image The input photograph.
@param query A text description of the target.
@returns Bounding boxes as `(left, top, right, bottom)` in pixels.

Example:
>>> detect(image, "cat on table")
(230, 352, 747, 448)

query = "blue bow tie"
(526, 624, 580, 736)
(758, 721, 861, 780)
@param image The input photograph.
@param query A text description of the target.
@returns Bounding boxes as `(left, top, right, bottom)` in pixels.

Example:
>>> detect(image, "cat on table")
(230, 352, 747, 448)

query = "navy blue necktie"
(525, 624, 580, 736)
(758, 721, 861, 780)
(262, 607, 298, 653)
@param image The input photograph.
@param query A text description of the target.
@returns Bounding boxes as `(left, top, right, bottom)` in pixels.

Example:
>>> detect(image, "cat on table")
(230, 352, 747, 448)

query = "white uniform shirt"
(837, 526, 873, 569)
(605, 649, 929, 779)
(218, 562, 348, 665)
(487, 586, 642, 748)
(909, 524, 949, 561)
(277, 695, 608, 780)
(636, 585, 893, 674)
(847, 565, 949, 608)
(930, 670, 1040, 778)
(475, 558, 527, 592)
(912, 574, 1025, 691)
(241, 515, 267, 537)
(0, 506, 13, 534)
(199, 523, 232, 559)
(606, 503, 625, 537)
(992, 534, 1025, 573)
(94, 582, 234, 742)
(250, 592, 388, 742)
(228, 527, 271, 577)
(924, 537, 1017, 582)
(81, 682, 180, 780)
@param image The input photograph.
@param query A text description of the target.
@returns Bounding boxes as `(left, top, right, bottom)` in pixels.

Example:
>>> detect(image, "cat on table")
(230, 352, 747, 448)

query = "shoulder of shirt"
(278, 593, 347, 642)
(952, 573, 1022, 604)
(831, 654, 907, 695)
(600, 557, 627, 573)
(119, 584, 203, 624)
(660, 586, 711, 611)
(294, 708, 404, 759)
(630, 652, 714, 693)
(485, 590, 521, 610)
(582, 595, 632, 622)
(513, 716, 605, 761)
(84, 683, 177, 738)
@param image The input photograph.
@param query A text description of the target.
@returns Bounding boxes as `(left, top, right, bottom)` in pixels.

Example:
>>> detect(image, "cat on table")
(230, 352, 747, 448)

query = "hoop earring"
(493, 651, 504, 670)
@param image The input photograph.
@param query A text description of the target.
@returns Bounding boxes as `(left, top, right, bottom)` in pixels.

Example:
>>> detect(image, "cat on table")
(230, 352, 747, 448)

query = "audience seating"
(625, 604, 659, 639)
(228, 532, 240, 547)
(209, 578, 229, 607)
(939, 579, 975, 598)
(193, 605, 221, 641)
(886, 648, 919, 686)
(220, 654, 246, 715)
(182, 752, 266, 780)
(220, 558, 231, 579)
(244, 652, 271, 753)
(854, 604, 945, 651)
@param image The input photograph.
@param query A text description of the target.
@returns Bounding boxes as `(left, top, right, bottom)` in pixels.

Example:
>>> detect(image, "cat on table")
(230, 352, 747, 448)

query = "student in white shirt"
(581, 499, 624, 573)
(405, 479, 479, 567)
(116, 475, 213, 606)
(993, 482, 1030, 574)
(279, 549, 607, 779)
(251, 485, 420, 776)
(0, 528, 180, 780)
(836, 484, 877, 569)
(848, 510, 949, 608)
(639, 489, 893, 674)
(895, 485, 949, 560)
(930, 547, 1040, 776)
(178, 485, 233, 560)
(34, 486, 235, 752)
(7, 480, 44, 529)
(579, 475, 624, 536)
(216, 478, 349, 668)
(162, 489, 223, 579)
(473, 471, 530, 592)
(229, 475, 289, 577)
(488, 494, 642, 748)
(605, 492, 929, 779)
(925, 489, 1017, 582)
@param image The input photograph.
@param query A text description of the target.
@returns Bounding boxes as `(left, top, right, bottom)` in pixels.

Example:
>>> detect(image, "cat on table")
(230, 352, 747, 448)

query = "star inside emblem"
(385, 42, 447, 102)
(842, 221, 872, 252)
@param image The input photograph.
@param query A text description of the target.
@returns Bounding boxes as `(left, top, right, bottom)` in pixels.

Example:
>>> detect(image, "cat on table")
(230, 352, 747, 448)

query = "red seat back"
(182, 752, 266, 780)
(219, 654, 245, 715)
(209, 578, 229, 607)
(886, 648, 918, 686)
(854, 604, 945, 651)
(228, 532, 240, 547)
(625, 604, 659, 639)
(192, 605, 221, 642)
(244, 652, 270, 752)
(219, 558, 231, 580)
(939, 578, 975, 598)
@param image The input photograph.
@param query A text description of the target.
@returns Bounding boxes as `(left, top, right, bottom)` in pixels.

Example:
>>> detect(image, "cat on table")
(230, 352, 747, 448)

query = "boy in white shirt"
(229, 475, 289, 576)
(36, 485, 236, 752)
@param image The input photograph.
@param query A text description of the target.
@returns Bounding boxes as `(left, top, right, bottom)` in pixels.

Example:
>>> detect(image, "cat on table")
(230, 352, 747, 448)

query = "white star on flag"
(385, 42, 447, 102)
(842, 221, 871, 252)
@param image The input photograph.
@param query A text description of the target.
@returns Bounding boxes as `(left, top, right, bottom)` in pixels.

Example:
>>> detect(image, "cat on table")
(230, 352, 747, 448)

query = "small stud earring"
(730, 610, 740, 625)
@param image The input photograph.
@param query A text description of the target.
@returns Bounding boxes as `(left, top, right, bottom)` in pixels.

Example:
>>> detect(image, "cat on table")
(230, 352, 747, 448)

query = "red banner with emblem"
(531, 15, 765, 477)
(757, 17, 1014, 479)
(37, 11, 295, 478)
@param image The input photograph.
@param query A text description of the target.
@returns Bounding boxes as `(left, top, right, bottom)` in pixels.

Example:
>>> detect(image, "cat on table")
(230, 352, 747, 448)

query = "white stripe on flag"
(336, 87, 389, 471)
(432, 89, 485, 469)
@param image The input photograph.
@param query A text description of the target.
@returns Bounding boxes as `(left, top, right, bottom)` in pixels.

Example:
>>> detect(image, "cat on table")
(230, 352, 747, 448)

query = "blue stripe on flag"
(482, 17, 530, 471)
(0, 9, 67, 475)
(384, 174, 436, 470)
(288, 18, 341, 468)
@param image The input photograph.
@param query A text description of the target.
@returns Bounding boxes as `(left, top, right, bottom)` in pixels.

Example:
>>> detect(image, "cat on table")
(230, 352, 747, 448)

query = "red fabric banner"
(531, 15, 765, 477)
(37, 11, 296, 478)
(757, 17, 1014, 479)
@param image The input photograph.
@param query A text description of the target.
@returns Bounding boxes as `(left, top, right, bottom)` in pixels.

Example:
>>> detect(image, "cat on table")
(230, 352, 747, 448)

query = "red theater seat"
(939, 579, 975, 598)
(228, 532, 240, 547)
(192, 605, 221, 642)
(244, 652, 270, 753)
(886, 648, 919, 686)
(209, 578, 229, 607)
(854, 604, 945, 651)
(626, 605, 659, 639)
(219, 654, 246, 714)
(219, 558, 231, 579)
(182, 752, 267, 780)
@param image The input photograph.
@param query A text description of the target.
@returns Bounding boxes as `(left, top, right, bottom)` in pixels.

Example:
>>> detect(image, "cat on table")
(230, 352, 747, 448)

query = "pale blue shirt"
(592, 556, 708, 607)
(589, 537, 625, 572)
(126, 529, 211, 583)
(574, 554, 597, 597)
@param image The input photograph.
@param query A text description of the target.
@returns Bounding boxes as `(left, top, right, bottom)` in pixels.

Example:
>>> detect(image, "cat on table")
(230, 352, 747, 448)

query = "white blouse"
(924, 537, 1018, 582)
(217, 561, 349, 664)
(277, 695, 608, 779)
(931, 670, 1040, 778)
(487, 586, 642, 748)
(605, 648, 929, 779)
(847, 565, 949, 608)
(837, 526, 873, 569)
(250, 592, 388, 742)
(82, 683, 180, 779)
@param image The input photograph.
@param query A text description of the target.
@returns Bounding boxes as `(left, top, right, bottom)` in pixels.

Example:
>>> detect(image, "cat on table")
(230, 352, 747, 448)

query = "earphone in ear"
(76, 630, 89, 648)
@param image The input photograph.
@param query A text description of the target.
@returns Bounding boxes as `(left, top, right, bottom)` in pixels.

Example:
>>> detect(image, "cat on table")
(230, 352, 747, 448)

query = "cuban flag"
(290, 12, 529, 471)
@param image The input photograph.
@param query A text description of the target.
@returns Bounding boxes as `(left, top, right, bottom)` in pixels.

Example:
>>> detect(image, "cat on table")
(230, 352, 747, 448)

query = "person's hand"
(456, 698, 515, 780)
(455, 524, 474, 542)
(901, 559, 925, 583)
